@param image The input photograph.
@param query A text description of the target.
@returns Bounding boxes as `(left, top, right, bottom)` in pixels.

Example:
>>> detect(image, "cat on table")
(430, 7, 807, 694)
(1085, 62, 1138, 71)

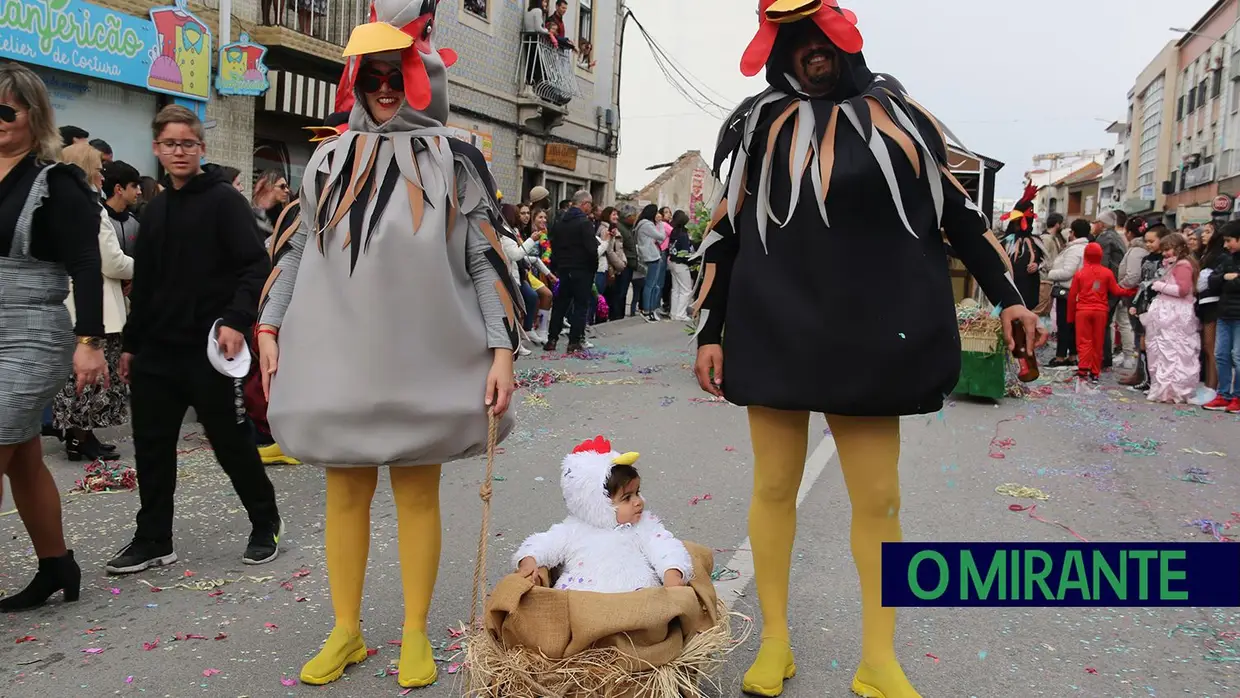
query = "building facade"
(433, 0, 623, 205)
(1167, 0, 1238, 225)
(1123, 41, 1179, 217)
(624, 150, 721, 214)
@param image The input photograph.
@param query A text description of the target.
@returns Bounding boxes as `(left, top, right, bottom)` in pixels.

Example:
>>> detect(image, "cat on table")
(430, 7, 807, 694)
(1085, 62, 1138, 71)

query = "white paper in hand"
(207, 319, 251, 378)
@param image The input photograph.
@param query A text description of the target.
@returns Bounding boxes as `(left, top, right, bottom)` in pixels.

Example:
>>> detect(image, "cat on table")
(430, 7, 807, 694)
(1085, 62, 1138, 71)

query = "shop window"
(464, 0, 488, 19)
(576, 0, 596, 72)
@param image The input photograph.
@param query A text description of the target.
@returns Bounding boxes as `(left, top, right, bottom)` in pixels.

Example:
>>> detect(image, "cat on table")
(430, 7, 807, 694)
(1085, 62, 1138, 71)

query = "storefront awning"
(261, 70, 337, 122)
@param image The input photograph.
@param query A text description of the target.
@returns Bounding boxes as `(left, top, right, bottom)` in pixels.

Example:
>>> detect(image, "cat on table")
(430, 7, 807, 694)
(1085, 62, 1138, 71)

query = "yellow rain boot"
(742, 639, 797, 696)
(397, 629, 438, 688)
(299, 626, 369, 685)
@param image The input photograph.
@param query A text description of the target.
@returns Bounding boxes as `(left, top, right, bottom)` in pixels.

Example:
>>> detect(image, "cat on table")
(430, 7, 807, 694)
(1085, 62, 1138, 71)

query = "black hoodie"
(122, 164, 270, 356)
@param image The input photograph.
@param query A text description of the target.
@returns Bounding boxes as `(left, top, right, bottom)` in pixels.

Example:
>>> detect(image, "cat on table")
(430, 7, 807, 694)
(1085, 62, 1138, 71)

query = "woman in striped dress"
(0, 63, 108, 611)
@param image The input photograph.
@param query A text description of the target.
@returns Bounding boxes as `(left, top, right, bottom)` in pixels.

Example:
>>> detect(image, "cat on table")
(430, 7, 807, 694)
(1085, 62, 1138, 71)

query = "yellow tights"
(300, 466, 442, 688)
(743, 407, 919, 698)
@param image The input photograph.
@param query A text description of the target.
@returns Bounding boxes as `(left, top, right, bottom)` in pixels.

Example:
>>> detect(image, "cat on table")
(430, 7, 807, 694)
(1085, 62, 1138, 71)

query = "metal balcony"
(257, 0, 367, 48)
(517, 32, 578, 107)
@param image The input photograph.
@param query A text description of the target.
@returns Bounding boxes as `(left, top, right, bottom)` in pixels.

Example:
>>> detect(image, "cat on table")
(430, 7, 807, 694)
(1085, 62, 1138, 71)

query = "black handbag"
(1051, 284, 1069, 300)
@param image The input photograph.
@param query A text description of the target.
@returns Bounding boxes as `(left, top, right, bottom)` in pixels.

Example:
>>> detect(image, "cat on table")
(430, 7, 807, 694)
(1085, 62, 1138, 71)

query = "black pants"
(608, 267, 632, 321)
(129, 351, 280, 546)
(547, 268, 593, 345)
(1055, 295, 1076, 359)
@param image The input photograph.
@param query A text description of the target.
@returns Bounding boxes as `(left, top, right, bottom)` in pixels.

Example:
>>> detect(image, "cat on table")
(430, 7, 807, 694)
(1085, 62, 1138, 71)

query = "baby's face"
(612, 477, 644, 525)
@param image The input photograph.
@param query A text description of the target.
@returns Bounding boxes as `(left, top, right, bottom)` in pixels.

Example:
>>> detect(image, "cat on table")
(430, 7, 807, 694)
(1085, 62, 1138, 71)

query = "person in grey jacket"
(1115, 217, 1149, 369)
(634, 203, 666, 321)
(1047, 221, 1090, 365)
(1095, 210, 1129, 368)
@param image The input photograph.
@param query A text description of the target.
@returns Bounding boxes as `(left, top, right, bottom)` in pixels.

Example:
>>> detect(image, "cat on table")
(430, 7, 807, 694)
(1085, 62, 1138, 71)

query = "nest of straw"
(460, 601, 751, 698)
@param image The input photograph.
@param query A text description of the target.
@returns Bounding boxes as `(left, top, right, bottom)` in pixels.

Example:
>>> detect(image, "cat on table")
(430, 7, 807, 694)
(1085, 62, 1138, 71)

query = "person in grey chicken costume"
(255, 0, 524, 687)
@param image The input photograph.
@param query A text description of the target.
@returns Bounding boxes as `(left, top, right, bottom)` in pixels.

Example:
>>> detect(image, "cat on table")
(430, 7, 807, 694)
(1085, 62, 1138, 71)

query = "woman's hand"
(73, 342, 108, 395)
(663, 569, 685, 587)
(118, 352, 133, 384)
(517, 556, 538, 578)
(257, 328, 279, 401)
(694, 345, 724, 397)
(486, 349, 515, 418)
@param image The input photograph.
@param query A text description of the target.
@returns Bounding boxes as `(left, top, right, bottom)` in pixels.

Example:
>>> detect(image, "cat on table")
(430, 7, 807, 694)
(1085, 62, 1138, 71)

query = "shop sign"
(690, 168, 705, 210)
(446, 121, 493, 170)
(147, 1, 212, 101)
(1213, 194, 1234, 214)
(544, 142, 578, 171)
(0, 0, 154, 90)
(215, 32, 268, 96)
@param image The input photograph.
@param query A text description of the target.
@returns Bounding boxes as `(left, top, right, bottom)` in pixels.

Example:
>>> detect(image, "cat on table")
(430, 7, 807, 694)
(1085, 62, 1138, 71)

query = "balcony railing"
(258, 0, 368, 48)
(517, 33, 578, 107)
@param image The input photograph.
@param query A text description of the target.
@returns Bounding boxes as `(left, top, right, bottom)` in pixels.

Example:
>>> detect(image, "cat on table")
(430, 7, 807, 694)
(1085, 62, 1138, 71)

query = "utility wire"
(624, 9, 736, 120)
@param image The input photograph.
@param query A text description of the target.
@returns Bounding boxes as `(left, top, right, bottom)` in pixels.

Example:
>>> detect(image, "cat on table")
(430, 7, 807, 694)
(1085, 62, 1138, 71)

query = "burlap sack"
(484, 542, 719, 672)
(1033, 280, 1053, 316)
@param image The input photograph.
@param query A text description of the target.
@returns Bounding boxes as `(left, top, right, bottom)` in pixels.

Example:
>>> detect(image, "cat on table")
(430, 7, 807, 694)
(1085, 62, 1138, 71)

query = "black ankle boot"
(66, 436, 119, 462)
(84, 431, 117, 453)
(0, 550, 81, 611)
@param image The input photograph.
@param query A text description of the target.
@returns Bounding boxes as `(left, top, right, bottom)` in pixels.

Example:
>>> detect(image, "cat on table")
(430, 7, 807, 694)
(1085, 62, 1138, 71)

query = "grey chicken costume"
(255, 0, 524, 688)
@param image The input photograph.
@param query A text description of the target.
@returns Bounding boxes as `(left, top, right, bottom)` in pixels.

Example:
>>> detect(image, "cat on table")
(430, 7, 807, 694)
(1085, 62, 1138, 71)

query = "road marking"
(716, 432, 838, 609)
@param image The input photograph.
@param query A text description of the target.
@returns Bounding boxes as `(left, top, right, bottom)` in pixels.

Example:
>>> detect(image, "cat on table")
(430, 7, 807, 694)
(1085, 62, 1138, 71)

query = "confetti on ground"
(1009, 504, 1089, 542)
(138, 574, 273, 593)
(202, 668, 220, 677)
(81, 648, 104, 654)
(281, 677, 297, 686)
(659, 396, 675, 407)
(125, 676, 133, 684)
(67, 459, 136, 494)
(142, 639, 159, 650)
(978, 651, 988, 660)
(1178, 468, 1214, 485)
(925, 653, 939, 663)
(689, 396, 731, 405)
(15, 636, 36, 644)
(987, 417, 1022, 459)
(710, 566, 739, 582)
(689, 493, 712, 506)
(522, 392, 551, 410)
(1182, 448, 1227, 457)
(1085, 667, 1098, 674)
(995, 483, 1050, 501)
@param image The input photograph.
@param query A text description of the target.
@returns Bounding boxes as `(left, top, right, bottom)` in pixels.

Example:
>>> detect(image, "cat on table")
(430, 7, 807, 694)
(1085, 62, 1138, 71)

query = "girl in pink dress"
(1142, 233, 1201, 403)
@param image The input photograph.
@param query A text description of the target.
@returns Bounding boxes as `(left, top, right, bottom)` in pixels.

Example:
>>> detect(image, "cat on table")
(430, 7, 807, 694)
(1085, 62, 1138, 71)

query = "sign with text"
(446, 121, 493, 170)
(215, 32, 268, 96)
(147, 1, 211, 101)
(0, 0, 155, 90)
(882, 542, 1240, 607)
(1213, 194, 1233, 214)
(544, 142, 578, 171)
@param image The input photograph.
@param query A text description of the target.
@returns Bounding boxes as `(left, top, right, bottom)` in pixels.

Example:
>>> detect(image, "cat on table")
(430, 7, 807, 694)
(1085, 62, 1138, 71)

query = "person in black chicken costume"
(999, 181, 1046, 309)
(690, 2, 1046, 696)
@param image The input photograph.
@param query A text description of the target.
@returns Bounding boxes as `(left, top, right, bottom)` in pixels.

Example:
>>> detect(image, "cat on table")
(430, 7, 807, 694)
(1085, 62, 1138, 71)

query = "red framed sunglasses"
(358, 70, 403, 94)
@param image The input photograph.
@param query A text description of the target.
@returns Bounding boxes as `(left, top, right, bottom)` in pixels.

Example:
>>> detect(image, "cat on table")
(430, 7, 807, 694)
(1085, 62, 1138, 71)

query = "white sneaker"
(528, 330, 546, 344)
(517, 344, 532, 357)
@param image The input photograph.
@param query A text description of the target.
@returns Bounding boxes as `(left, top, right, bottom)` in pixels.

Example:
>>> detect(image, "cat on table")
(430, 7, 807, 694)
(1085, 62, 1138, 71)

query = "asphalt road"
(2, 318, 1239, 697)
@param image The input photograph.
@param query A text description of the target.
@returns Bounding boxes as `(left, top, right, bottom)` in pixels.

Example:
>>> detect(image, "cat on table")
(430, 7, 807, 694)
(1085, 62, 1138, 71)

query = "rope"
(470, 412, 498, 630)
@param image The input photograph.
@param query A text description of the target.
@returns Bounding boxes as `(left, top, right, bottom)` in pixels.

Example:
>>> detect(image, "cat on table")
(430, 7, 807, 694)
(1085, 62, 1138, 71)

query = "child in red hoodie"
(1068, 242, 1138, 380)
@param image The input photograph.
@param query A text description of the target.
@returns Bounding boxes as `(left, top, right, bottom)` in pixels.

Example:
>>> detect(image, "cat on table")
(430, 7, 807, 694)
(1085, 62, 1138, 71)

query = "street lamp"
(1171, 27, 1227, 42)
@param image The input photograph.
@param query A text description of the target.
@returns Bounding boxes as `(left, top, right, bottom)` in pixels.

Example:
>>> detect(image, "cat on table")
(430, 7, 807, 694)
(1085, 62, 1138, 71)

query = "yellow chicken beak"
(304, 126, 340, 142)
(612, 452, 640, 466)
(342, 22, 413, 58)
(765, 0, 822, 23)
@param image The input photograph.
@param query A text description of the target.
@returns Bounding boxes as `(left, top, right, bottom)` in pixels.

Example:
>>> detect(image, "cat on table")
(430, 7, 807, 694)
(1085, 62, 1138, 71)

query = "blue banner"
(0, 0, 156, 90)
(881, 542, 1240, 607)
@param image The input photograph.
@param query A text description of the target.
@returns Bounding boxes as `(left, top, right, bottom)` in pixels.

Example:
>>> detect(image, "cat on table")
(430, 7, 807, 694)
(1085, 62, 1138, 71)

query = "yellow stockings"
(300, 466, 442, 689)
(743, 407, 919, 698)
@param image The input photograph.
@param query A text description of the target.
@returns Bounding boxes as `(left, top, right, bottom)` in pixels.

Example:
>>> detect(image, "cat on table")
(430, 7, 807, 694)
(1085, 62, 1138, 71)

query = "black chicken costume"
(691, 2, 1037, 696)
(1000, 182, 1046, 309)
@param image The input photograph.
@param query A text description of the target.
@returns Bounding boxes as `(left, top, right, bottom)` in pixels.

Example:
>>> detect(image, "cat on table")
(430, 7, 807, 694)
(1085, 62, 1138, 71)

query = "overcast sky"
(616, 0, 1219, 201)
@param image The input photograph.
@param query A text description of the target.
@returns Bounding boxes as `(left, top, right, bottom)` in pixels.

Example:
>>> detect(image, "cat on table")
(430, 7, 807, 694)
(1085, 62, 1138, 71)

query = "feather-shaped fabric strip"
(346, 160, 377, 274)
(840, 100, 916, 237)
(365, 156, 403, 253)
(756, 101, 799, 252)
(693, 263, 717, 315)
(875, 94, 944, 226)
(782, 100, 815, 226)
(405, 178, 425, 233)
(866, 98, 920, 179)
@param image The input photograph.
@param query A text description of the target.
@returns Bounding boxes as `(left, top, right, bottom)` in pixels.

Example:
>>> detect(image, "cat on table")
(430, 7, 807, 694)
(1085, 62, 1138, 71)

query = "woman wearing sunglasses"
(0, 62, 108, 611)
(255, 0, 524, 688)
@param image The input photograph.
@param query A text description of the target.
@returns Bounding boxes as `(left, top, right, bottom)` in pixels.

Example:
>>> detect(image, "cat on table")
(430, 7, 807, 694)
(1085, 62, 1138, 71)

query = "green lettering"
(1010, 545, 1019, 599)
(0, 1, 145, 60)
(1159, 550, 1188, 601)
(1092, 550, 1126, 600)
(908, 551, 949, 600)
(961, 550, 1004, 600)
(1023, 550, 1055, 600)
(1057, 550, 1090, 601)
(1129, 550, 1157, 600)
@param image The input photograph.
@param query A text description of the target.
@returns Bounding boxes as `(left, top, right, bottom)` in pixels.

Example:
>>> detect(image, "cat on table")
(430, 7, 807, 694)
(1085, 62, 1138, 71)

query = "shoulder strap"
(10, 164, 57, 259)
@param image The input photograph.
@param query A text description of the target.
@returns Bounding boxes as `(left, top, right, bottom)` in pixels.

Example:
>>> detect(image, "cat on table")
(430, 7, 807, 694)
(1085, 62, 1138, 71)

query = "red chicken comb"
(741, 0, 863, 77)
(571, 436, 613, 455)
(1019, 182, 1038, 204)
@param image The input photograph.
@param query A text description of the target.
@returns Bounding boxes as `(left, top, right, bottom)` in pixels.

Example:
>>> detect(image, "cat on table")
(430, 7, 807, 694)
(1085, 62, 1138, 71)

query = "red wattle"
(401, 48, 432, 111)
(438, 48, 458, 67)
(812, 10, 863, 53)
(740, 22, 779, 77)
(336, 57, 358, 114)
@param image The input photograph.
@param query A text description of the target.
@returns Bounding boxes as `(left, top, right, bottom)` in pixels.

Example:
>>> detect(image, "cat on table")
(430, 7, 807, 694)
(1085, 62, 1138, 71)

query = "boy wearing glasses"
(108, 105, 282, 575)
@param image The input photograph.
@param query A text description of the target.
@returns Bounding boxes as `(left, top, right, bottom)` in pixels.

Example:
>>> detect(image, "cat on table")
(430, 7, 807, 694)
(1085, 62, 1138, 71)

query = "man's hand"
(1226, 272, 1239, 281)
(486, 349, 515, 418)
(663, 569, 685, 587)
(118, 352, 134, 384)
(73, 343, 108, 396)
(517, 556, 538, 578)
(257, 329, 279, 401)
(1000, 305, 1047, 356)
(1026, 262, 1038, 274)
(694, 345, 723, 397)
(217, 325, 245, 359)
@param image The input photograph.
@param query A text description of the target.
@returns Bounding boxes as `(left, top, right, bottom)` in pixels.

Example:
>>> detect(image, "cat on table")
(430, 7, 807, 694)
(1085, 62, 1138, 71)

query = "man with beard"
(691, 2, 1044, 696)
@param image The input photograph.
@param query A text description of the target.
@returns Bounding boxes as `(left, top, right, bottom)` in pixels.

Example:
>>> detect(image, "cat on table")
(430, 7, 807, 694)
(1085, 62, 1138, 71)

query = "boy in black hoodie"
(1203, 222, 1240, 413)
(108, 106, 282, 575)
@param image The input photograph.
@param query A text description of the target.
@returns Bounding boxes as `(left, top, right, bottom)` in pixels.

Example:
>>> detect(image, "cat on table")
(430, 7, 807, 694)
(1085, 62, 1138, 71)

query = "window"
(576, 0, 595, 72)
(1199, 79, 1208, 108)
(1213, 69, 1223, 98)
(464, 0, 488, 19)
(1189, 87, 1197, 113)
(1178, 95, 1184, 120)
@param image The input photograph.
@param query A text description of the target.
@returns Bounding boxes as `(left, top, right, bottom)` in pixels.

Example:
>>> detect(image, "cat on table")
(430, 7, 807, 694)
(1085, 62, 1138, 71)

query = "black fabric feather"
(365, 158, 402, 254)
(347, 162, 375, 275)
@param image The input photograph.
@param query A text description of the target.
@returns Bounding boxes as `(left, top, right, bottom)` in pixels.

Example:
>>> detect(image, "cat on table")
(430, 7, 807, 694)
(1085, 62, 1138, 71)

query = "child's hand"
(663, 569, 685, 587)
(517, 556, 538, 578)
